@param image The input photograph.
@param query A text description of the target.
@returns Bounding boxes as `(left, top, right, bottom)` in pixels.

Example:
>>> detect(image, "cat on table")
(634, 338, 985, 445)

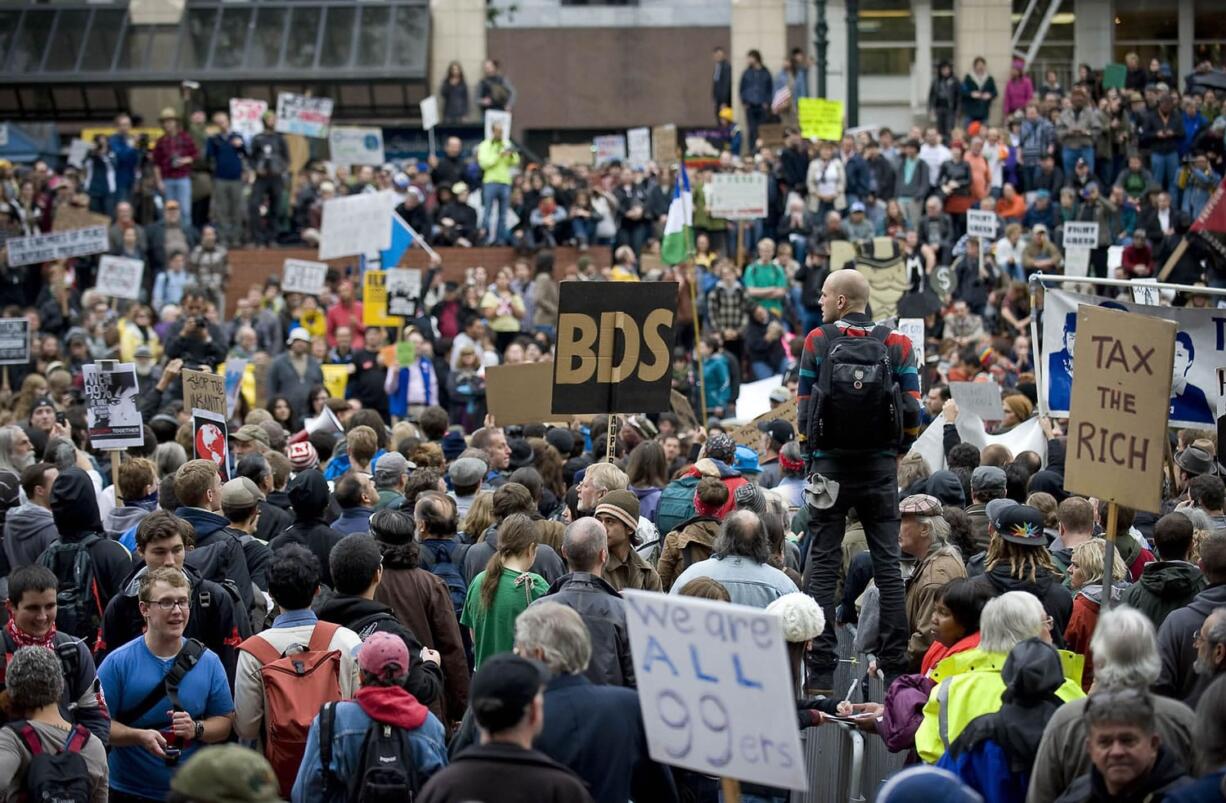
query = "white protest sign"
(1065, 247, 1091, 277)
(420, 96, 440, 131)
(0, 319, 30, 365)
(229, 98, 268, 143)
(1132, 278, 1161, 306)
(951, 381, 1005, 421)
(318, 191, 397, 260)
(96, 255, 144, 301)
(594, 134, 628, 166)
(67, 139, 91, 169)
(623, 591, 807, 791)
(281, 259, 329, 296)
(1063, 222, 1100, 248)
(5, 226, 108, 267)
(627, 127, 652, 168)
(385, 269, 423, 317)
(708, 173, 769, 220)
(484, 110, 512, 142)
(275, 93, 334, 138)
(328, 126, 385, 167)
(909, 414, 1048, 475)
(966, 209, 998, 239)
(0, 124, 7, 147)
(83, 362, 144, 450)
(898, 318, 925, 368)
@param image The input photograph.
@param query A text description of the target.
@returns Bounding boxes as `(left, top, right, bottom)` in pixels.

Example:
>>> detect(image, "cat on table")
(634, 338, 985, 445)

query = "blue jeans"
(162, 177, 193, 226)
(482, 182, 511, 245)
(1061, 146, 1094, 182)
(751, 361, 778, 381)
(1150, 150, 1180, 200)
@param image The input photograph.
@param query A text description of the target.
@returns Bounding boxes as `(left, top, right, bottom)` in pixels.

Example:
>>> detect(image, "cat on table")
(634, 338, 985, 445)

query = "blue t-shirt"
(98, 636, 234, 799)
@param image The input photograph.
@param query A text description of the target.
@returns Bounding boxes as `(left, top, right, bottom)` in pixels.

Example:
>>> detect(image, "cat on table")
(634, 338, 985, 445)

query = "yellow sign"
(321, 363, 350, 400)
(797, 98, 845, 142)
(362, 271, 403, 328)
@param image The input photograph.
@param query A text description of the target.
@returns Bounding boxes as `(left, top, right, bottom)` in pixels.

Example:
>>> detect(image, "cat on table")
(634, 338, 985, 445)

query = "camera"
(196, 317, 208, 329)
(55, 412, 67, 426)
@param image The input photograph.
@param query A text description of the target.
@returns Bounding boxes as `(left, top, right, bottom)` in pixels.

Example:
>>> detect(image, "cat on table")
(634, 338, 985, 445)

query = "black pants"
(745, 104, 768, 153)
(110, 790, 163, 803)
(249, 175, 283, 246)
(802, 459, 909, 683)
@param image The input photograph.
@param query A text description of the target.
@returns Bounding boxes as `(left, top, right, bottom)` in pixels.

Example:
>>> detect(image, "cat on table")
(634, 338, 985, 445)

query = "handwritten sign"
(729, 397, 798, 458)
(623, 591, 807, 791)
(1131, 278, 1161, 306)
(385, 269, 422, 317)
(627, 127, 652, 168)
(229, 98, 268, 143)
(951, 381, 1005, 421)
(96, 256, 144, 301)
(708, 173, 769, 220)
(1065, 304, 1175, 513)
(419, 96, 439, 131)
(797, 98, 844, 142)
(318, 190, 397, 260)
(6, 226, 107, 267)
(328, 126, 385, 167)
(548, 144, 593, 167)
(281, 258, 329, 296)
(0, 319, 30, 365)
(275, 93, 333, 138)
(652, 124, 678, 165)
(1063, 222, 1100, 249)
(898, 318, 925, 369)
(362, 270, 403, 328)
(183, 368, 226, 417)
(966, 209, 998, 239)
(83, 362, 144, 450)
(594, 134, 628, 166)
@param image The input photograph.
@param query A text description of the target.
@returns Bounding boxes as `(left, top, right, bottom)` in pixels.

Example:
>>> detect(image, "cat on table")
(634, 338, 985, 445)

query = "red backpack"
(238, 621, 344, 796)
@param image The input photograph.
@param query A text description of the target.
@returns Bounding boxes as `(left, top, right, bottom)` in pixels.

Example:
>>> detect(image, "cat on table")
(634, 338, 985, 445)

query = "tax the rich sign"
(1065, 304, 1175, 513)
(552, 282, 679, 415)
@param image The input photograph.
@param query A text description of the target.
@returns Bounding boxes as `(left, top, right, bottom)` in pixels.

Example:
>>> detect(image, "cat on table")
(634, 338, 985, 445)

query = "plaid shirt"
(706, 282, 747, 331)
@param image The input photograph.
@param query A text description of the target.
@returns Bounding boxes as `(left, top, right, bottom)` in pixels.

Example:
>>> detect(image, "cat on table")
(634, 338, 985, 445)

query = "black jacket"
(462, 524, 566, 586)
(1053, 745, 1190, 803)
(713, 59, 732, 107)
(974, 564, 1073, 649)
(269, 470, 347, 588)
(540, 572, 635, 687)
(418, 742, 594, 803)
(1121, 561, 1206, 631)
(225, 525, 273, 592)
(177, 506, 254, 610)
(254, 499, 291, 548)
(313, 593, 443, 708)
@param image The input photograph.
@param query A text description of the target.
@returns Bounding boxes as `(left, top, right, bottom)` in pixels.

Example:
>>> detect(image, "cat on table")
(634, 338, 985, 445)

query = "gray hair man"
(898, 494, 966, 665)
(668, 510, 798, 608)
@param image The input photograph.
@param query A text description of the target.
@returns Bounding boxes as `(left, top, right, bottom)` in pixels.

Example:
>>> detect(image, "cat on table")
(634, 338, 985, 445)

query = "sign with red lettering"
(1065, 304, 1175, 513)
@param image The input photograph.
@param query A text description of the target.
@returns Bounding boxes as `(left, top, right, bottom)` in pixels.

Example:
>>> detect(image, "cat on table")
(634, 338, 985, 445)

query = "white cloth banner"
(908, 414, 1048, 475)
(318, 191, 397, 260)
(1040, 288, 1224, 428)
(627, 127, 652, 168)
(6, 226, 108, 267)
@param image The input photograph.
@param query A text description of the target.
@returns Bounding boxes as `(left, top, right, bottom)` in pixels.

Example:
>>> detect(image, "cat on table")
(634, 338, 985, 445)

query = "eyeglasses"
(149, 597, 190, 612)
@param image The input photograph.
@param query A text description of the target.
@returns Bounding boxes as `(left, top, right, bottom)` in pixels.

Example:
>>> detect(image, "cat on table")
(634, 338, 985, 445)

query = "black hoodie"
(269, 470, 347, 587)
(46, 468, 133, 624)
(975, 563, 1073, 649)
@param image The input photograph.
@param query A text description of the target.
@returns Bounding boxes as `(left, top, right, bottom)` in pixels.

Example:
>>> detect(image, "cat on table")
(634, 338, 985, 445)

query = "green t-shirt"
(461, 566, 549, 669)
(742, 261, 789, 315)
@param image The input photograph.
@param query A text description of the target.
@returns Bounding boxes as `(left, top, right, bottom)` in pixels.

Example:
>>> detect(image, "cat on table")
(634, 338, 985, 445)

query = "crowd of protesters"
(0, 49, 1224, 803)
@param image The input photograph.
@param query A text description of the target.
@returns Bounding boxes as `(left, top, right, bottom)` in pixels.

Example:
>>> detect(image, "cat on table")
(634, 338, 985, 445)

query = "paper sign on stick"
(281, 259, 329, 296)
(83, 362, 144, 450)
(487, 362, 573, 426)
(183, 368, 227, 417)
(797, 98, 844, 141)
(951, 381, 1005, 421)
(0, 319, 30, 365)
(96, 256, 144, 301)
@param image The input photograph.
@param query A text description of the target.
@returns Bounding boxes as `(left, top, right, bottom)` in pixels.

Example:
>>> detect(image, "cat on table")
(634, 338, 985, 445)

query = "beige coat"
(905, 543, 967, 663)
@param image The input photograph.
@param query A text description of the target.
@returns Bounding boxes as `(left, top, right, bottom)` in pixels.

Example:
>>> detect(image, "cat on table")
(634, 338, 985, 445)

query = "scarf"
(5, 619, 55, 650)
(512, 570, 538, 605)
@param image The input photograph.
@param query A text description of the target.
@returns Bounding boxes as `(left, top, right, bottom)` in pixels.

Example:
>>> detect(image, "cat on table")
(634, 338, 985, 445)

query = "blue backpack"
(655, 476, 701, 538)
(422, 540, 469, 621)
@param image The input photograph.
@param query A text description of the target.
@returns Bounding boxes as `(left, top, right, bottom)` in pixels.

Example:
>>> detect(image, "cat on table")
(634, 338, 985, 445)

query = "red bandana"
(5, 618, 56, 650)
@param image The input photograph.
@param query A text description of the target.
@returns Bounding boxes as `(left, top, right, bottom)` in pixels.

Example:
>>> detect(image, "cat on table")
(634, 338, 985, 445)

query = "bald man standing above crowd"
(796, 268, 922, 695)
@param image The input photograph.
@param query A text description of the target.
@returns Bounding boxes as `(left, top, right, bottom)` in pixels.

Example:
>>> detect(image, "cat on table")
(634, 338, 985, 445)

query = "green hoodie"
(1122, 560, 1207, 629)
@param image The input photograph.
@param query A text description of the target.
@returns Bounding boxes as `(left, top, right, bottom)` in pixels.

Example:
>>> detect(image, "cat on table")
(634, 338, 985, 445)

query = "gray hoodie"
(3, 502, 58, 569)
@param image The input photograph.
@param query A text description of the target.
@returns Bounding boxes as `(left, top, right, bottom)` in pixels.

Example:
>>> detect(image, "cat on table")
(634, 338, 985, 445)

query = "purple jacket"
(880, 674, 936, 753)
(1004, 77, 1034, 117)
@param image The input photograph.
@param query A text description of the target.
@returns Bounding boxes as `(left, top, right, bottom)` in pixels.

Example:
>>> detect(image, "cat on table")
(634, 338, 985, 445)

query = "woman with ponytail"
(460, 513, 548, 669)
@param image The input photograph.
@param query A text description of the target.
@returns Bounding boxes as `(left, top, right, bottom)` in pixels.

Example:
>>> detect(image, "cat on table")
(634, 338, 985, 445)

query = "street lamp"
(814, 0, 828, 98)
(847, 0, 859, 126)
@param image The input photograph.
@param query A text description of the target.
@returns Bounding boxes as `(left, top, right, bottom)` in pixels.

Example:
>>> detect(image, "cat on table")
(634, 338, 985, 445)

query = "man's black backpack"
(7, 720, 93, 803)
(808, 324, 904, 452)
(421, 540, 469, 622)
(320, 701, 422, 803)
(37, 535, 104, 646)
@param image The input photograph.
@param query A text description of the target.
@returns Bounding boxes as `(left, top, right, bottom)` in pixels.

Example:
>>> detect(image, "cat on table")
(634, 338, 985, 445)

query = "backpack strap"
(306, 621, 341, 653)
(7, 721, 41, 756)
(319, 702, 340, 797)
(237, 632, 283, 666)
(64, 723, 91, 754)
(116, 638, 206, 724)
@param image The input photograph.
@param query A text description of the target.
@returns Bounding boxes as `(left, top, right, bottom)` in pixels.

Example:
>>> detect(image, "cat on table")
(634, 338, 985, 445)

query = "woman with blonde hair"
(119, 304, 162, 362)
(1064, 538, 1131, 691)
(459, 491, 496, 543)
(11, 373, 48, 422)
(460, 513, 548, 668)
(994, 393, 1034, 434)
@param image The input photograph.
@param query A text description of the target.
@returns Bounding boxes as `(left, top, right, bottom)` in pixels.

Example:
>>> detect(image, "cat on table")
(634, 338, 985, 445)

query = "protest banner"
(729, 398, 798, 458)
(622, 590, 808, 791)
(183, 368, 226, 417)
(229, 98, 268, 142)
(275, 93, 333, 138)
(1131, 278, 1161, 306)
(67, 139, 91, 169)
(318, 191, 397, 260)
(553, 282, 679, 415)
(627, 127, 652, 168)
(898, 318, 925, 368)
(321, 364, 349, 401)
(670, 390, 699, 432)
(951, 381, 1005, 421)
(1102, 63, 1127, 90)
(223, 359, 247, 418)
(281, 258, 329, 296)
(484, 110, 512, 141)
(487, 362, 576, 426)
(6, 226, 107, 267)
(1062, 222, 1100, 248)
(361, 270, 403, 327)
(0, 319, 29, 365)
(757, 123, 786, 149)
(1065, 304, 1174, 514)
(966, 209, 998, 239)
(708, 173, 769, 220)
(83, 362, 144, 450)
(548, 143, 593, 167)
(594, 134, 628, 166)
(192, 408, 230, 481)
(1218, 368, 1225, 460)
(652, 124, 678, 164)
(910, 413, 1048, 475)
(419, 96, 439, 131)
(1040, 287, 1223, 428)
(328, 126, 385, 167)
(797, 98, 844, 141)
(52, 205, 110, 233)
(95, 255, 144, 301)
(385, 269, 422, 317)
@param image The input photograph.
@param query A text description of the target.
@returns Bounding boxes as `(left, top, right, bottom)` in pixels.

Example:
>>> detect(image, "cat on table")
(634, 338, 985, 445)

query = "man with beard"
(1188, 608, 1226, 707)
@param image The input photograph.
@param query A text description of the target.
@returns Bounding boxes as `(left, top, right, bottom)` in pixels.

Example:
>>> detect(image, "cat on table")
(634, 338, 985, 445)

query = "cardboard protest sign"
(1040, 287, 1223, 428)
(708, 173, 769, 220)
(594, 135, 628, 166)
(0, 319, 30, 365)
(223, 359, 247, 418)
(328, 126, 385, 167)
(627, 127, 651, 168)
(1063, 222, 1099, 248)
(553, 282, 679, 415)
(419, 96, 439, 131)
(6, 226, 107, 267)
(51, 205, 110, 233)
(670, 390, 699, 432)
(319, 191, 397, 260)
(385, 269, 423, 317)
(1064, 304, 1174, 513)
(652, 124, 678, 165)
(898, 318, 925, 369)
(229, 98, 268, 143)
(730, 398, 798, 457)
(192, 408, 230, 481)
(951, 381, 1004, 421)
(275, 93, 333, 138)
(798, 98, 844, 141)
(487, 362, 574, 426)
(67, 139, 90, 169)
(281, 259, 329, 296)
(966, 209, 998, 239)
(183, 368, 226, 417)
(83, 362, 144, 450)
(757, 123, 786, 148)
(623, 590, 807, 791)
(548, 144, 593, 167)
(95, 256, 144, 301)
(321, 363, 349, 401)
(362, 271, 403, 328)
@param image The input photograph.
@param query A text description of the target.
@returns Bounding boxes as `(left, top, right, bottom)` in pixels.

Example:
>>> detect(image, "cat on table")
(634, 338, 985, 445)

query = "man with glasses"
(98, 566, 233, 803)
(1190, 608, 1226, 706)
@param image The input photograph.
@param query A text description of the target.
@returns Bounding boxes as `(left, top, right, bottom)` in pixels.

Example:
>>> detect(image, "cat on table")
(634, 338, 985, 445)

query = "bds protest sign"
(1064, 304, 1174, 513)
(622, 590, 807, 791)
(552, 282, 679, 415)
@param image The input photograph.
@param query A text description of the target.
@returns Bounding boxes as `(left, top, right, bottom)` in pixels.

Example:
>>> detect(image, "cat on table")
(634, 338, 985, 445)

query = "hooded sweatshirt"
(354, 684, 429, 729)
(1122, 561, 1206, 630)
(270, 469, 347, 587)
(1156, 582, 1226, 702)
(47, 468, 133, 629)
(3, 501, 58, 569)
(975, 564, 1073, 649)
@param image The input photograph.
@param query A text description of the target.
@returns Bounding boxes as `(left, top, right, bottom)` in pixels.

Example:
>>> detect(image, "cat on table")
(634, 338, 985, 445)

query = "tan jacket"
(906, 543, 967, 663)
(605, 547, 662, 593)
(657, 518, 720, 591)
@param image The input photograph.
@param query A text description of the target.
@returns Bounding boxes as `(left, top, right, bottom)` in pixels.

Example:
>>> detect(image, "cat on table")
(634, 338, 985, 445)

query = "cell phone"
(55, 412, 67, 426)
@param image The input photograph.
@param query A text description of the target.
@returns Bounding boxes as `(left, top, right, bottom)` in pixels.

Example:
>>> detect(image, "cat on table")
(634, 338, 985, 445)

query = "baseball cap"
(971, 465, 1007, 492)
(899, 494, 942, 517)
(545, 427, 575, 457)
(1032, 223, 1048, 234)
(233, 424, 270, 446)
(286, 327, 311, 345)
(986, 498, 1018, 532)
(451, 182, 469, 195)
(287, 441, 319, 472)
(470, 653, 550, 733)
(878, 766, 983, 803)
(595, 489, 640, 532)
(134, 345, 153, 359)
(31, 396, 56, 413)
(757, 418, 795, 445)
(850, 201, 866, 213)
(768, 387, 792, 404)
(358, 631, 410, 682)
(374, 451, 410, 481)
(733, 445, 761, 475)
(169, 745, 282, 803)
(449, 457, 487, 488)
(995, 504, 1047, 545)
(221, 477, 264, 508)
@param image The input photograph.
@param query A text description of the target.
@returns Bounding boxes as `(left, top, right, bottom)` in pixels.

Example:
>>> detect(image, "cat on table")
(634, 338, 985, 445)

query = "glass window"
(390, 5, 426, 71)
(0, 11, 20, 69)
(44, 9, 89, 71)
(180, 8, 216, 71)
(80, 9, 125, 71)
(371, 83, 405, 107)
(356, 5, 389, 68)
(52, 87, 86, 112)
(114, 20, 149, 71)
(285, 6, 320, 69)
(320, 6, 355, 69)
(9, 11, 55, 73)
(858, 0, 914, 43)
(1115, 1, 1179, 41)
(213, 7, 252, 70)
(248, 7, 287, 70)
(860, 46, 913, 76)
(18, 87, 53, 115)
(1195, 0, 1226, 41)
